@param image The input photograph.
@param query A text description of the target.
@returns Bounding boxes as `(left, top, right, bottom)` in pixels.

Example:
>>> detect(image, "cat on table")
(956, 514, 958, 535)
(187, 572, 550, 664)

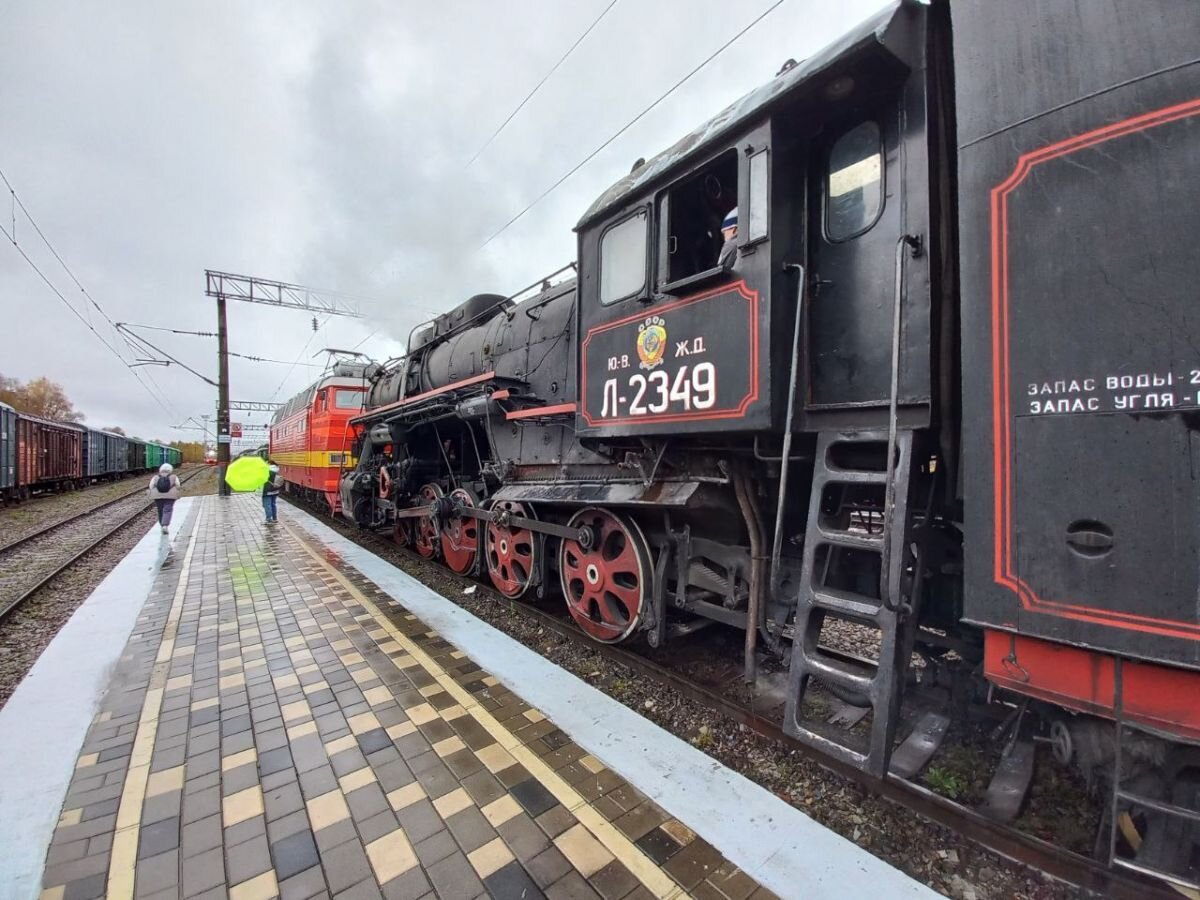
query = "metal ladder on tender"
(783, 429, 917, 778)
(1107, 658, 1200, 893)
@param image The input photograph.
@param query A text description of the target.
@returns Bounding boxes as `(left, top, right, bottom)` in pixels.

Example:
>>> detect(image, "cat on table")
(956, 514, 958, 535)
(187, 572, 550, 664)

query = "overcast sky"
(1, 0, 888, 446)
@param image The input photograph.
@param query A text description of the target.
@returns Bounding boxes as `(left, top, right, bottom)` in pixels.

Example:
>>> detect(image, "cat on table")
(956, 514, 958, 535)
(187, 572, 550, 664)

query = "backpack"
(156, 475, 172, 493)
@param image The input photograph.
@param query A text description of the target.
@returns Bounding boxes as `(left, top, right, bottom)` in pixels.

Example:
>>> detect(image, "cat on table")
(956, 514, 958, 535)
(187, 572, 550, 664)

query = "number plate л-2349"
(579, 281, 759, 430)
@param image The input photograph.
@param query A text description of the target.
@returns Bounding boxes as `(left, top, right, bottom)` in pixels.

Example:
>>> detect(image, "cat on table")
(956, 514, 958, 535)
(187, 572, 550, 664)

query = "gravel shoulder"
(0, 465, 204, 547)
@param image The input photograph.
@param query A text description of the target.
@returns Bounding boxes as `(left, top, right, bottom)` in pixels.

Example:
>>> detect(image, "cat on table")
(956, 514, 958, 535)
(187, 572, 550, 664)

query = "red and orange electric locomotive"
(332, 0, 1199, 886)
(269, 359, 370, 514)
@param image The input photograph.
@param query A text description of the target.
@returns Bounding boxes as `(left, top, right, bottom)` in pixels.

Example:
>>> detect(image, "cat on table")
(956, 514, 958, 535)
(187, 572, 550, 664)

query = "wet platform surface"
(22, 496, 936, 900)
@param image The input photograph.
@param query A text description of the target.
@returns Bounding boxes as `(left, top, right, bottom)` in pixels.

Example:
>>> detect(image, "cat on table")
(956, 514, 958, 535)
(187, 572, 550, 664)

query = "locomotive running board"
(783, 429, 917, 779)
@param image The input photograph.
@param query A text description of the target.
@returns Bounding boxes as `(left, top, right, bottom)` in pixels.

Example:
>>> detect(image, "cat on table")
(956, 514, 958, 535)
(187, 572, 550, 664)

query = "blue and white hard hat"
(722, 207, 738, 230)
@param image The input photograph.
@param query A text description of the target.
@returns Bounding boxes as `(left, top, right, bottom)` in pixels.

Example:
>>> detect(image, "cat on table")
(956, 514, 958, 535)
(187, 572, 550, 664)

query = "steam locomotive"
(338, 0, 1200, 885)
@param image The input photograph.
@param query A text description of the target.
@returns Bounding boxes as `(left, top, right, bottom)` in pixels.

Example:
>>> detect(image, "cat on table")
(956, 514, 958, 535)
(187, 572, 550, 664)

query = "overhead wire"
(479, 0, 787, 249)
(269, 314, 332, 402)
(465, 0, 621, 168)
(116, 322, 321, 368)
(0, 217, 178, 419)
(0, 167, 180, 421)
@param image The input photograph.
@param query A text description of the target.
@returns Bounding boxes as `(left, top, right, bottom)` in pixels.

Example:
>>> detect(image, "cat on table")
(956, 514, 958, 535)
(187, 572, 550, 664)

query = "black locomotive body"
(343, 0, 1200, 885)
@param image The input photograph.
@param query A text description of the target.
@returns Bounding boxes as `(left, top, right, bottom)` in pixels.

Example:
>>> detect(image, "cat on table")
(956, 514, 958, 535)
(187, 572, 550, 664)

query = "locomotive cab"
(574, 1, 935, 439)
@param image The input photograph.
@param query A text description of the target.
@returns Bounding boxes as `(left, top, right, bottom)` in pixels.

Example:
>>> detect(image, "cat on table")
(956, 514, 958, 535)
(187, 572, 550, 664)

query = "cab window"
(599, 210, 647, 305)
(826, 121, 883, 241)
(661, 149, 737, 286)
(334, 390, 363, 410)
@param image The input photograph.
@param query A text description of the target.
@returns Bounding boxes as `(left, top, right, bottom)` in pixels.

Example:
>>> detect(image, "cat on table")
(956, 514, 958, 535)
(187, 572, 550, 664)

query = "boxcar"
(0, 403, 16, 503)
(144, 442, 163, 471)
(83, 428, 129, 481)
(127, 439, 146, 472)
(16, 413, 84, 497)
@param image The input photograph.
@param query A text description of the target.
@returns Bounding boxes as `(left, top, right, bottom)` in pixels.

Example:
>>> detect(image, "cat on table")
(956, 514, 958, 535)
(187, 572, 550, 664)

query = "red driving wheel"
(486, 500, 538, 599)
(413, 483, 443, 559)
(441, 487, 480, 575)
(558, 507, 650, 644)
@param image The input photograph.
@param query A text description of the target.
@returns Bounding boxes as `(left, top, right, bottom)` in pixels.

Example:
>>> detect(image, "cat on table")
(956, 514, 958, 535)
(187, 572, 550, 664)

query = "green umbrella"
(225, 456, 270, 493)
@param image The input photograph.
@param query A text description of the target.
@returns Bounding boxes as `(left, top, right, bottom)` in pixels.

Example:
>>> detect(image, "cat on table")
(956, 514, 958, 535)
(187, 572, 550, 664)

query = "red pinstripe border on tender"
(990, 97, 1200, 639)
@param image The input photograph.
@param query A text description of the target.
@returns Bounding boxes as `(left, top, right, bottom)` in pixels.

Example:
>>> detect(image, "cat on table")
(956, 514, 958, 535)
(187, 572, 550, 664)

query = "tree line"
(0, 373, 205, 462)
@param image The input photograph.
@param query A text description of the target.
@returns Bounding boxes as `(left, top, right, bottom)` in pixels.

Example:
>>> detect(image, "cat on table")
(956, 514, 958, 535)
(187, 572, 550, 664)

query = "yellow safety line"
(283, 522, 682, 900)
(106, 509, 203, 900)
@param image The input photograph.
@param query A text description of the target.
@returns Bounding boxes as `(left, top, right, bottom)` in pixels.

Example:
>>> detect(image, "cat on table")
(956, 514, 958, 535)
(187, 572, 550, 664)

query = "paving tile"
(277, 864, 327, 900)
(306, 790, 350, 831)
(228, 869, 278, 900)
(396, 798, 444, 845)
(313, 817, 359, 855)
(553, 824, 614, 879)
(258, 746, 294, 776)
(612, 803, 668, 842)
(356, 728, 392, 755)
(526, 846, 573, 889)
(534, 806, 576, 840)
(365, 827, 418, 883)
(510, 779, 557, 818)
(445, 805, 498, 854)
(182, 812, 223, 856)
(298, 765, 339, 801)
(664, 837, 722, 889)
(633, 827, 682, 866)
(544, 870, 601, 900)
(134, 848, 179, 895)
(481, 795, 522, 828)
(414, 828, 458, 868)
(335, 877, 384, 900)
(345, 782, 389, 822)
(427, 852, 486, 900)
(497, 812, 552, 862)
(379, 866, 432, 900)
(321, 837, 372, 894)
(484, 860, 546, 900)
(373, 759, 414, 793)
(222, 786, 265, 827)
(61, 870, 107, 900)
(271, 828, 321, 881)
(137, 815, 181, 859)
(467, 836, 515, 880)
(225, 834, 273, 886)
(589, 861, 639, 900)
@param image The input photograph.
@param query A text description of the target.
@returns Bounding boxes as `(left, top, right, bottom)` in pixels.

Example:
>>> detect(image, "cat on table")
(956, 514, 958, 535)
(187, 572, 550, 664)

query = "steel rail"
(0, 466, 199, 556)
(284, 496, 1177, 900)
(0, 468, 206, 622)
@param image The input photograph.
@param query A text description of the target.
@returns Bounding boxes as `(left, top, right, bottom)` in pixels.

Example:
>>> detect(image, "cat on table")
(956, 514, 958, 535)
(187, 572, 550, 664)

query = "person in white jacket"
(148, 463, 181, 533)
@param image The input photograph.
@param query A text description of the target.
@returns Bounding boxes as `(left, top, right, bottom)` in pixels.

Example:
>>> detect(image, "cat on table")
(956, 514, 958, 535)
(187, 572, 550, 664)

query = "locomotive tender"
(339, 0, 1200, 884)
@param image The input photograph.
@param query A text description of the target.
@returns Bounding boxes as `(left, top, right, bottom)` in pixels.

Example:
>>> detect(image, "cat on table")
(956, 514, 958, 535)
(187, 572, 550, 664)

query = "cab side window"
(599, 210, 648, 305)
(661, 149, 738, 286)
(826, 121, 883, 241)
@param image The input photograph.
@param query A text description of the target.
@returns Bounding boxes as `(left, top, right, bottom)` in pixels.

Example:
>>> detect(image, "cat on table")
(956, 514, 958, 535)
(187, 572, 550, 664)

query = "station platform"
(1, 495, 938, 900)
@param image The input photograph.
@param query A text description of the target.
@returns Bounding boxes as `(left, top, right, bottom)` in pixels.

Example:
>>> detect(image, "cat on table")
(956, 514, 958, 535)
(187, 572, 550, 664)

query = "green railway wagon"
(144, 443, 165, 470)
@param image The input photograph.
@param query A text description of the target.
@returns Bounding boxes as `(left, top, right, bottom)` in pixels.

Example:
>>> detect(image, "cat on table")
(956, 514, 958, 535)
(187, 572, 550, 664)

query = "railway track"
(0, 469, 204, 621)
(284, 495, 1177, 900)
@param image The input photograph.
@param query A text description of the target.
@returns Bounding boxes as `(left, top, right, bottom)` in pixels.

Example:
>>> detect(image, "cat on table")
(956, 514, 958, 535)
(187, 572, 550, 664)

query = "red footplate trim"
(984, 631, 1200, 741)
